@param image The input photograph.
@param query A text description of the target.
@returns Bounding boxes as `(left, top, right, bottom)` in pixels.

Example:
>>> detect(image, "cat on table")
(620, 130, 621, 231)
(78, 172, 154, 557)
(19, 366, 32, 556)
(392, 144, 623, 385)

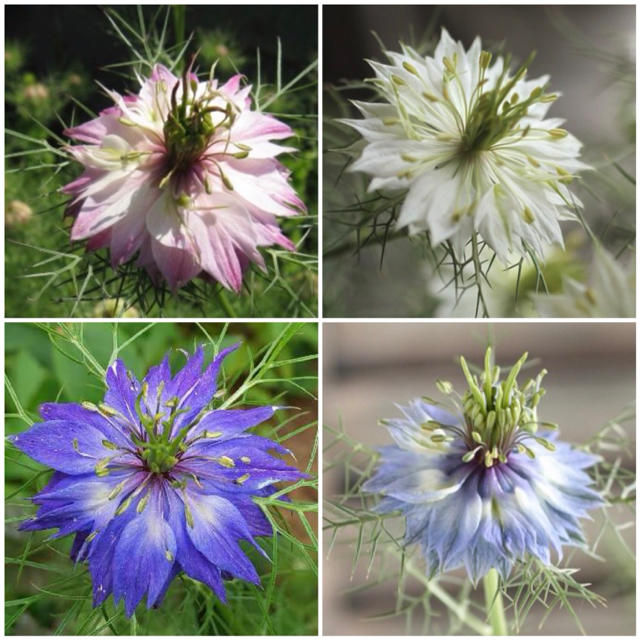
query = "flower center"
(164, 104, 215, 173)
(160, 59, 237, 186)
(457, 347, 556, 467)
(126, 381, 207, 474)
(439, 50, 563, 156)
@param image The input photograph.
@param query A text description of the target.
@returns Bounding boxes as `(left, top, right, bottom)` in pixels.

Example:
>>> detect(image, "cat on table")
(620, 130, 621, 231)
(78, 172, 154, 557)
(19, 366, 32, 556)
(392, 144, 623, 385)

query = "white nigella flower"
(342, 28, 590, 262)
(532, 245, 635, 317)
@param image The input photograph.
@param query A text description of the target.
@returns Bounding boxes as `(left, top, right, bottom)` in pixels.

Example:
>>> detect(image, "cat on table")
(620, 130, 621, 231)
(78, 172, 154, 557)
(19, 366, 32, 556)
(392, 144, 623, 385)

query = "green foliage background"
(5, 321, 318, 635)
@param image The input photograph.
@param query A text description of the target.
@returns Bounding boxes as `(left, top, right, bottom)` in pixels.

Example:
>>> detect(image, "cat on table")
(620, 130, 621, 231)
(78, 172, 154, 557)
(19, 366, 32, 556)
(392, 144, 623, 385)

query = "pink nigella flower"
(62, 63, 305, 291)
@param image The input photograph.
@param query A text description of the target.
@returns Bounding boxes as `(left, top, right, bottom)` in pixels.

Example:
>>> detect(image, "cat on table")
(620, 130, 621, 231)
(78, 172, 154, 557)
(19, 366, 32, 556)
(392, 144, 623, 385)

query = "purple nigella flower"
(9, 343, 305, 616)
(363, 347, 603, 583)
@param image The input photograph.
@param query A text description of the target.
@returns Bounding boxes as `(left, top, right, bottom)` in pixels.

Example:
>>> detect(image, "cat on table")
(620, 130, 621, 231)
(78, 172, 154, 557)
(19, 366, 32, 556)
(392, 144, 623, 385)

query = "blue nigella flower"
(363, 347, 603, 583)
(9, 343, 306, 616)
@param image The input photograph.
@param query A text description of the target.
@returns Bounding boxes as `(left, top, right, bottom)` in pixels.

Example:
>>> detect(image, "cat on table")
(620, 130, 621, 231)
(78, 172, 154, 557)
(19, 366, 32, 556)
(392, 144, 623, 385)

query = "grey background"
(323, 322, 636, 634)
(323, 5, 636, 317)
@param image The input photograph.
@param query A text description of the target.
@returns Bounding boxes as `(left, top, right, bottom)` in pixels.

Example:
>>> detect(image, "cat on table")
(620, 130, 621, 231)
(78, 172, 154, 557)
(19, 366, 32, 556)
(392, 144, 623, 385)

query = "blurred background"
(323, 5, 635, 317)
(323, 322, 635, 634)
(5, 5, 318, 318)
(5, 322, 317, 635)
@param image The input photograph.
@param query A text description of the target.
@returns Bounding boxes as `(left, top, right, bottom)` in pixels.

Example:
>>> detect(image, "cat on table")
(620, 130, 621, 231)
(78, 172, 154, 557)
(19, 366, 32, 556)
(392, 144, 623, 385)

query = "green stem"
(217, 288, 237, 317)
(471, 231, 490, 318)
(396, 550, 492, 635)
(172, 5, 186, 48)
(130, 612, 138, 635)
(483, 568, 508, 635)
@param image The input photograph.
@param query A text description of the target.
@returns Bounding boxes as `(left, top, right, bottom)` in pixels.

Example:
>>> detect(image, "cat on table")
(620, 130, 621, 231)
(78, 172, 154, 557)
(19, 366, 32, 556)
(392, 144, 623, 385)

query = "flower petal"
(9, 420, 123, 474)
(112, 490, 177, 616)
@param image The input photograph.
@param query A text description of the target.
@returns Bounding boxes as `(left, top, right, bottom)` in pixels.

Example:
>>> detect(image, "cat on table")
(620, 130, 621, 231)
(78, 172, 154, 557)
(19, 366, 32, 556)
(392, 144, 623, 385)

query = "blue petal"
(112, 489, 176, 617)
(9, 420, 125, 474)
(22, 470, 143, 539)
(70, 529, 92, 562)
(104, 359, 141, 428)
(178, 445, 305, 491)
(171, 344, 241, 433)
(166, 346, 205, 400)
(87, 501, 140, 607)
(164, 489, 227, 602)
(185, 491, 261, 583)
(148, 564, 180, 609)
(141, 355, 171, 416)
(39, 403, 132, 448)
(188, 433, 289, 457)
(187, 406, 275, 441)
(214, 491, 273, 537)
(409, 400, 460, 428)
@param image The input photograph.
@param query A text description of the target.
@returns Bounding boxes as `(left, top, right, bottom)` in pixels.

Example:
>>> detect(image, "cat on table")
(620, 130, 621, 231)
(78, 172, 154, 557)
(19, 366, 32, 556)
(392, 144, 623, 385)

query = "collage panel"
(2, 3, 638, 639)
(6, 5, 318, 318)
(323, 322, 635, 635)
(323, 5, 635, 318)
(5, 321, 318, 634)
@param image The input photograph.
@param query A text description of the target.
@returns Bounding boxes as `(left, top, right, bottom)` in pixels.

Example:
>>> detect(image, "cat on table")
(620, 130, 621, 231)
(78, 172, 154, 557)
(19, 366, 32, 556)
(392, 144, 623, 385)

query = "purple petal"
(141, 354, 171, 416)
(39, 402, 132, 448)
(171, 344, 241, 433)
(21, 471, 140, 537)
(9, 420, 123, 474)
(164, 489, 227, 602)
(112, 490, 176, 616)
(186, 405, 275, 441)
(185, 491, 261, 583)
(104, 359, 141, 430)
(87, 501, 139, 607)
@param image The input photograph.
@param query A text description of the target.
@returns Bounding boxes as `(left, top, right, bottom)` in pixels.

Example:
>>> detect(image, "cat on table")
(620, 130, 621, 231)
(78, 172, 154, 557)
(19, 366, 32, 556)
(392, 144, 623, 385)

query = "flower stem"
(483, 568, 508, 635)
(217, 288, 237, 317)
(471, 232, 490, 318)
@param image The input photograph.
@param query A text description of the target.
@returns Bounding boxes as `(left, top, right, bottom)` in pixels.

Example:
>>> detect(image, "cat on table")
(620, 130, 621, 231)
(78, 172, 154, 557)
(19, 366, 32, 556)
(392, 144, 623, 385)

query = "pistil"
(456, 347, 555, 466)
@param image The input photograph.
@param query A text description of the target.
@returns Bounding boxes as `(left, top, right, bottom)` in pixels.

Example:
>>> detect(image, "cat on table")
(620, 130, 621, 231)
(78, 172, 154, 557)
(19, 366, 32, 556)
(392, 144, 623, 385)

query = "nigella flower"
(343, 29, 589, 261)
(363, 347, 603, 582)
(9, 344, 306, 616)
(62, 62, 305, 291)
(532, 245, 635, 318)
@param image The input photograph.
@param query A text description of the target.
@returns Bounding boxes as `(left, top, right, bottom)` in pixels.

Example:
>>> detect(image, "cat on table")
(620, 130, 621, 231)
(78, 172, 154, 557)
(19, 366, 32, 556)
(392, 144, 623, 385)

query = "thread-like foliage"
(323, 402, 635, 635)
(6, 322, 318, 635)
(6, 6, 317, 318)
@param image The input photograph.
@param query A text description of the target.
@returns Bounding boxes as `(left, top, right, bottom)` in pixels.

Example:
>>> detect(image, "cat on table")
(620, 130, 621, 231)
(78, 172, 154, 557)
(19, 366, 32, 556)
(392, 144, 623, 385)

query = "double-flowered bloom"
(364, 347, 602, 582)
(10, 344, 305, 616)
(63, 63, 305, 291)
(344, 29, 589, 262)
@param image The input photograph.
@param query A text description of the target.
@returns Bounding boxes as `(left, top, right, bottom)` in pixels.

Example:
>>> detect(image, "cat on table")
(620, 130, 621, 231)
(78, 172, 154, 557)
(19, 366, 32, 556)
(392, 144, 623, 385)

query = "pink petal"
(61, 171, 94, 195)
(220, 158, 303, 217)
(150, 238, 201, 290)
(71, 178, 153, 241)
(146, 191, 202, 288)
(64, 117, 112, 144)
(150, 64, 179, 85)
(185, 196, 264, 290)
(110, 212, 147, 265)
(191, 214, 244, 291)
(86, 227, 112, 251)
(232, 111, 293, 142)
(221, 74, 243, 96)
